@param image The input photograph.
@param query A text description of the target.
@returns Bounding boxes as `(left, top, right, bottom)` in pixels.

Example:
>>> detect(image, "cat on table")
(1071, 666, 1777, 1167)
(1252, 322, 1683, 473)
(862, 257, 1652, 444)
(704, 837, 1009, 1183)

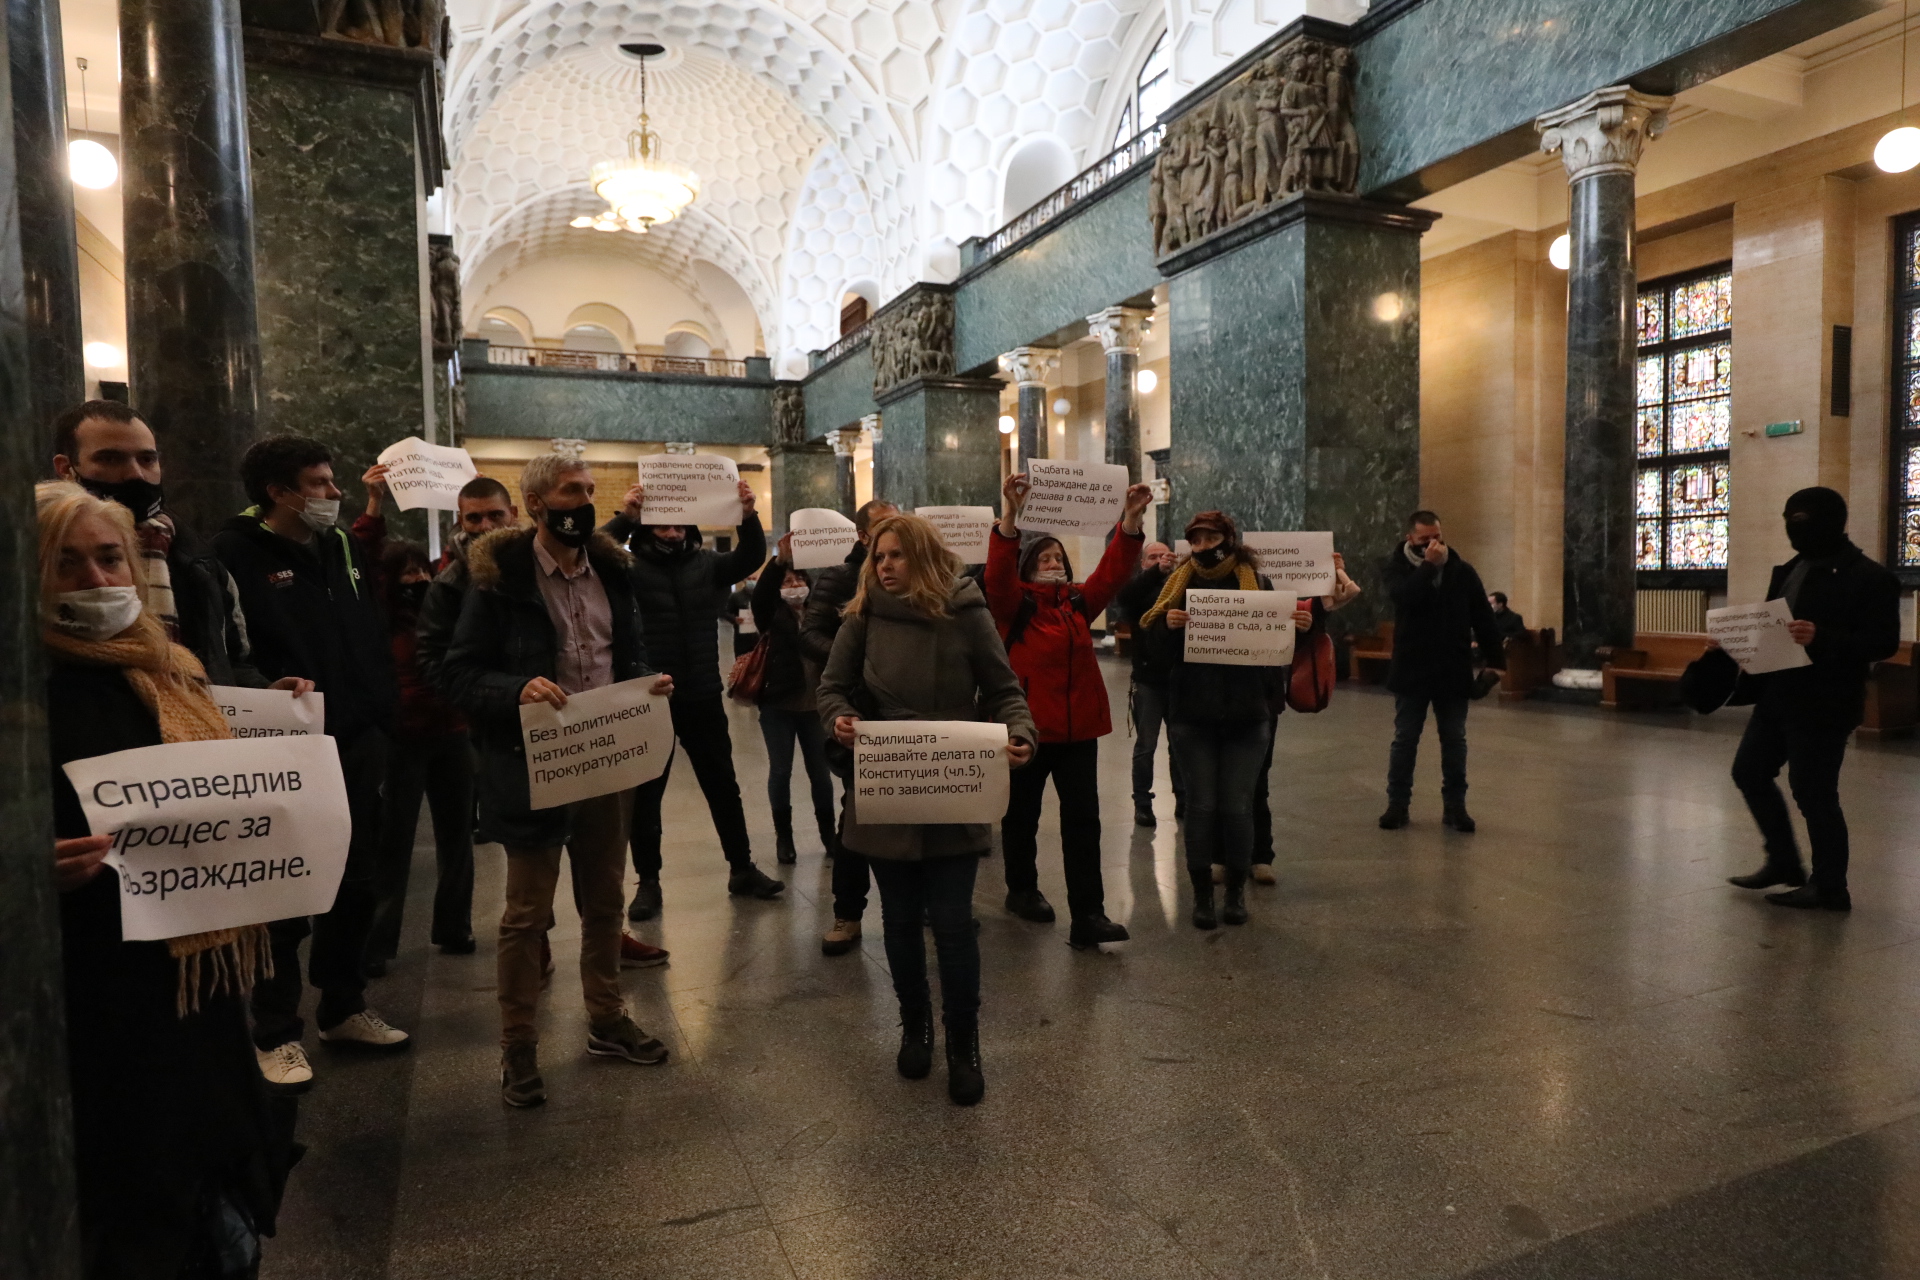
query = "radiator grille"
(1636, 589, 1706, 634)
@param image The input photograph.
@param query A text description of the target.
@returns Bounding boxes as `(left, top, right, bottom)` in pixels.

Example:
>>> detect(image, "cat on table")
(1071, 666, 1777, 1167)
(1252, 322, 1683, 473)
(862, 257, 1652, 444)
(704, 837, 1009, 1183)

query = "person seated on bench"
(1488, 592, 1526, 643)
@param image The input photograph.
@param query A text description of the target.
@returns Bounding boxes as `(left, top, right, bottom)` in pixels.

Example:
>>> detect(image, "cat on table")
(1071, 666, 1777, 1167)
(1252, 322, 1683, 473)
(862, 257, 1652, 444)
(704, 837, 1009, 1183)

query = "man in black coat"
(214, 435, 408, 1088)
(1379, 509, 1505, 833)
(1115, 540, 1182, 827)
(1724, 487, 1900, 911)
(417, 475, 521, 687)
(605, 477, 780, 915)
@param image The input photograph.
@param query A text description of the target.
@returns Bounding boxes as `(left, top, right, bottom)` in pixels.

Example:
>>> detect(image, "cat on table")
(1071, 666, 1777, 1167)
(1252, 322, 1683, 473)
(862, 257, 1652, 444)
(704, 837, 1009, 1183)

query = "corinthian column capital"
(1000, 346, 1059, 388)
(1086, 306, 1152, 356)
(1535, 85, 1673, 182)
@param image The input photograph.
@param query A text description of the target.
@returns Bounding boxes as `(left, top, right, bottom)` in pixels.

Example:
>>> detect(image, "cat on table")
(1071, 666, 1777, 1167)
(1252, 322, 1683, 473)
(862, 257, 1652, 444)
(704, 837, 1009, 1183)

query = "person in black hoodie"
(1723, 487, 1899, 911)
(752, 534, 838, 871)
(1116, 540, 1182, 827)
(604, 477, 780, 915)
(1378, 509, 1505, 834)
(214, 435, 409, 1089)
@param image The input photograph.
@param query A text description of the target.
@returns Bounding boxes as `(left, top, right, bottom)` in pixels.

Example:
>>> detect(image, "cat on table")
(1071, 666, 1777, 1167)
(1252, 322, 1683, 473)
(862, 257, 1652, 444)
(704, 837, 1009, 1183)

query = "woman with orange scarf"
(39, 482, 289, 1279)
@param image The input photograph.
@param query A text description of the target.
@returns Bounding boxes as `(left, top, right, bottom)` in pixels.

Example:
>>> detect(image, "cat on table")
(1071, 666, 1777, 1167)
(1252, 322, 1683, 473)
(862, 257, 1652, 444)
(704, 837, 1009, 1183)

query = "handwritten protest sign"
(853, 720, 1010, 825)
(63, 736, 351, 941)
(1183, 589, 1297, 666)
(638, 453, 742, 526)
(1706, 599, 1811, 675)
(208, 686, 325, 738)
(789, 507, 857, 569)
(1241, 532, 1335, 595)
(374, 437, 478, 512)
(1021, 459, 1128, 538)
(916, 506, 995, 564)
(519, 678, 673, 809)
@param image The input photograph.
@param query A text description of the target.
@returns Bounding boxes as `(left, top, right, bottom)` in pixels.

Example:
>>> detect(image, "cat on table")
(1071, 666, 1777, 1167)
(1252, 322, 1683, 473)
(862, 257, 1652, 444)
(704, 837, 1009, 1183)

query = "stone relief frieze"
(772, 385, 806, 445)
(430, 240, 462, 360)
(1149, 39, 1357, 259)
(870, 289, 954, 397)
(322, 0, 446, 54)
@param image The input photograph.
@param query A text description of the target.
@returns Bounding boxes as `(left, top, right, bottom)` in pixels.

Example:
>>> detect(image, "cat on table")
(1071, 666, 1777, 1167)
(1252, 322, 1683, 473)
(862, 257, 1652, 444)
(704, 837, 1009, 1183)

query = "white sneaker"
(256, 1041, 314, 1092)
(318, 1008, 410, 1049)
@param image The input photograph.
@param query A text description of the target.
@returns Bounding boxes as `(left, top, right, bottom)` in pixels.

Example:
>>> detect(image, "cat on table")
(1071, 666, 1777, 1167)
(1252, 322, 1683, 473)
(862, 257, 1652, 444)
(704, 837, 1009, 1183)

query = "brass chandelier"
(572, 43, 700, 234)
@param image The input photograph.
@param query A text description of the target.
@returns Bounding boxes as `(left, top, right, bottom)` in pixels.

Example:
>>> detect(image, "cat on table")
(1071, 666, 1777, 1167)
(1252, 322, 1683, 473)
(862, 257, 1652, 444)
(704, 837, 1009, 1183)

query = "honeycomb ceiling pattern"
(779, 144, 881, 371)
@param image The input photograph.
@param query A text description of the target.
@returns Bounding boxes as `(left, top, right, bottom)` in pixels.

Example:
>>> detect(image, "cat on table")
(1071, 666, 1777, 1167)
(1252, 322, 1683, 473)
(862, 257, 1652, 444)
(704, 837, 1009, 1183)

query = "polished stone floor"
(263, 658, 1920, 1279)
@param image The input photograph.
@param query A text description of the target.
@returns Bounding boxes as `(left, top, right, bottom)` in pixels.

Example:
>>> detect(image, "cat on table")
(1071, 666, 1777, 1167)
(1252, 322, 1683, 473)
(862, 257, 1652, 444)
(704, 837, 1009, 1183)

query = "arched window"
(1112, 32, 1170, 148)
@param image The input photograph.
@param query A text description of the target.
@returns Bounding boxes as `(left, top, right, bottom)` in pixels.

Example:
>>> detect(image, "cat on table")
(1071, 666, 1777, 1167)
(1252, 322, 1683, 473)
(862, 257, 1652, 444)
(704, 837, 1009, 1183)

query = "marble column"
(10, 0, 82, 430)
(769, 438, 838, 529)
(833, 426, 860, 514)
(1537, 86, 1671, 671)
(872, 377, 1002, 512)
(121, 0, 261, 538)
(1089, 306, 1150, 482)
(0, 26, 79, 1274)
(1003, 346, 1056, 467)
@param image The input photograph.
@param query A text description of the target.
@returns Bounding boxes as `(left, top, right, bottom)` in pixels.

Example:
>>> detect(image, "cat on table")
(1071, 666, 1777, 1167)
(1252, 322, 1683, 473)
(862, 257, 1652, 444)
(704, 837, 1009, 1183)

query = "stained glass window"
(1893, 213, 1920, 566)
(1636, 265, 1732, 573)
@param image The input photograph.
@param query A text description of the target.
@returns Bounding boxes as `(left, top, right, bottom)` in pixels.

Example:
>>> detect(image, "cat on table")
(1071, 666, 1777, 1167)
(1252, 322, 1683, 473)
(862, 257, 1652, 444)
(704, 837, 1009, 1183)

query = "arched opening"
(663, 324, 713, 359)
(839, 280, 876, 335)
(1001, 137, 1074, 223)
(562, 323, 625, 354)
(480, 308, 531, 348)
(563, 302, 636, 350)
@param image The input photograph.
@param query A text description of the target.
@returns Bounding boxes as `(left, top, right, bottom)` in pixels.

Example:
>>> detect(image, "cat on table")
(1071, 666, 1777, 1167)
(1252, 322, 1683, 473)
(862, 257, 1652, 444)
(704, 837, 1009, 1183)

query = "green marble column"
(244, 28, 441, 539)
(1164, 197, 1435, 637)
(871, 378, 1002, 512)
(770, 440, 839, 531)
(9, 0, 82, 432)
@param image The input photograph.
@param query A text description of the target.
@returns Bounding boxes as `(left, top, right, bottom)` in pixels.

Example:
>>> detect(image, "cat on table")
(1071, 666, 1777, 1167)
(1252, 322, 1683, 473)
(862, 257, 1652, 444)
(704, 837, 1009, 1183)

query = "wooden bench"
(1860, 641, 1917, 739)
(1348, 621, 1393, 684)
(1598, 632, 1710, 710)
(1498, 627, 1557, 701)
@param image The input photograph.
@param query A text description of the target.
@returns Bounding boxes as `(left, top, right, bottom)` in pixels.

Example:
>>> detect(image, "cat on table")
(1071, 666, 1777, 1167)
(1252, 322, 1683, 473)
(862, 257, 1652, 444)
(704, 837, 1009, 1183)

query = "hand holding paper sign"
(519, 678, 675, 808)
(637, 453, 744, 526)
(1020, 459, 1129, 537)
(1705, 599, 1812, 675)
(373, 437, 480, 512)
(916, 506, 995, 563)
(789, 508, 857, 569)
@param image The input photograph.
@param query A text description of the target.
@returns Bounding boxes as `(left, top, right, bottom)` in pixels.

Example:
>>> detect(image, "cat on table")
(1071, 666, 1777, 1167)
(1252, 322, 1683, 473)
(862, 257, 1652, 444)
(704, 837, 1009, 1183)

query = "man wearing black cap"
(1724, 487, 1899, 911)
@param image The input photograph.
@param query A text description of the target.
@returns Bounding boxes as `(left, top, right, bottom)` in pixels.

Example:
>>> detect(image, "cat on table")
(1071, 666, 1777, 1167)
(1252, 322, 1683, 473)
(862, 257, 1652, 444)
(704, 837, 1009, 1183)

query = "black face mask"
(1193, 545, 1229, 568)
(1782, 486, 1848, 558)
(79, 474, 165, 523)
(542, 502, 595, 548)
(400, 580, 430, 609)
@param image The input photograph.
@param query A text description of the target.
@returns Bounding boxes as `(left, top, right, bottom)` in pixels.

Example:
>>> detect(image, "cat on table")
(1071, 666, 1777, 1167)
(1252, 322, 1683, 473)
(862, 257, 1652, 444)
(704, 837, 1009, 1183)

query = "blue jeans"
(757, 705, 835, 828)
(1130, 681, 1184, 810)
(1167, 719, 1273, 876)
(1386, 694, 1469, 806)
(869, 854, 980, 1027)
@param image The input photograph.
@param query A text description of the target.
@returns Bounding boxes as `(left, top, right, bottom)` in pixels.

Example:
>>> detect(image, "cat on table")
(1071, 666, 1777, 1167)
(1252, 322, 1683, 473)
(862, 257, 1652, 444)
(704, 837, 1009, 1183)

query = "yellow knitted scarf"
(47, 620, 273, 1016)
(1137, 554, 1260, 629)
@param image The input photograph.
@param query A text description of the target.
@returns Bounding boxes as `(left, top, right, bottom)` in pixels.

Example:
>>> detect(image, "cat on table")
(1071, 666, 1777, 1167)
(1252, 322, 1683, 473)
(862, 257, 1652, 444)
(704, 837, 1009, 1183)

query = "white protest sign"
(853, 720, 1010, 825)
(1183, 589, 1297, 666)
(1021, 459, 1128, 537)
(789, 507, 857, 570)
(916, 505, 996, 564)
(737, 606, 757, 636)
(62, 736, 350, 941)
(1242, 532, 1335, 595)
(638, 453, 743, 526)
(1706, 599, 1811, 675)
(519, 678, 673, 809)
(375, 437, 478, 512)
(208, 685, 325, 738)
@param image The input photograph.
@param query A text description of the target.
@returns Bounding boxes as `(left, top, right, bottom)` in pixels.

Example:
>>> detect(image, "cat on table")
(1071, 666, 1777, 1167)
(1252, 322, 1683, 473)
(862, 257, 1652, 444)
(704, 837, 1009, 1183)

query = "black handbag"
(1679, 645, 1741, 714)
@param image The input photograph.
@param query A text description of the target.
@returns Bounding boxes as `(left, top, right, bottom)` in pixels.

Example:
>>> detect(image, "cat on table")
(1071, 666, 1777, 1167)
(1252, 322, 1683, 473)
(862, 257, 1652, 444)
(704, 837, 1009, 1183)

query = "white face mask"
(1032, 568, 1068, 584)
(780, 586, 810, 605)
(46, 585, 144, 641)
(297, 495, 340, 534)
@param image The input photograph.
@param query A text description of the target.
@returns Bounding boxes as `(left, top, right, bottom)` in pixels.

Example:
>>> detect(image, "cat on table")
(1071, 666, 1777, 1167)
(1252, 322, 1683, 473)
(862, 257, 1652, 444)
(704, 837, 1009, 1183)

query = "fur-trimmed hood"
(466, 526, 632, 593)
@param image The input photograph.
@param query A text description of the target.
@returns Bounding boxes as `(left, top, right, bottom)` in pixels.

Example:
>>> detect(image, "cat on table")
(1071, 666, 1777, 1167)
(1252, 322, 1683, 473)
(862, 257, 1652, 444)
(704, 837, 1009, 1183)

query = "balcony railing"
(485, 345, 748, 379)
(968, 123, 1165, 270)
(814, 322, 871, 369)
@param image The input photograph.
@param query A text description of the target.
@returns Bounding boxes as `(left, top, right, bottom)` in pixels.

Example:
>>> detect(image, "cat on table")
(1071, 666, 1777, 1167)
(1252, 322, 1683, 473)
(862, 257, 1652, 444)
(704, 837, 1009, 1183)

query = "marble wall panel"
(871, 381, 1001, 511)
(804, 342, 877, 439)
(769, 441, 839, 531)
(463, 365, 773, 445)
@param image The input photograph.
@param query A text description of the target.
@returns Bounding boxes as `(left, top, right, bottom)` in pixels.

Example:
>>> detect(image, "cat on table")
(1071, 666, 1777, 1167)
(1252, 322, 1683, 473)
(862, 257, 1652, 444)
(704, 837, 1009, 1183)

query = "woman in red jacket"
(987, 472, 1152, 948)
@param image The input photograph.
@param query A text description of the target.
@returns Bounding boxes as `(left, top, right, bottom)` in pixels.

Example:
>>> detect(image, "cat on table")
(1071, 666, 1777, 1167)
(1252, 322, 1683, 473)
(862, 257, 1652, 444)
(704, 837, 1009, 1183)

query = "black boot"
(773, 807, 797, 864)
(1189, 868, 1217, 930)
(817, 811, 840, 860)
(1221, 870, 1249, 926)
(1441, 804, 1476, 834)
(1068, 915, 1129, 949)
(1729, 849, 1806, 890)
(945, 1018, 985, 1106)
(896, 1005, 934, 1079)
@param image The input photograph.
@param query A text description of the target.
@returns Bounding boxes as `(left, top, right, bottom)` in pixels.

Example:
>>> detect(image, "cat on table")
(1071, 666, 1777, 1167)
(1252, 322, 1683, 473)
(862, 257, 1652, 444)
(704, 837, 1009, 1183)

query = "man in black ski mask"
(1724, 486, 1899, 910)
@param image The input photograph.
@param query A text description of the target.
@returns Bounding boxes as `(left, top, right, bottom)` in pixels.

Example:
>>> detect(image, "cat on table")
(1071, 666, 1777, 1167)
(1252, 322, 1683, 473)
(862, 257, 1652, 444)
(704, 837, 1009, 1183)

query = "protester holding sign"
(1719, 488, 1899, 911)
(417, 476, 521, 689)
(751, 534, 839, 874)
(37, 481, 292, 1275)
(1136, 511, 1313, 930)
(817, 513, 1036, 1105)
(606, 477, 782, 912)
(986, 472, 1150, 948)
(442, 453, 677, 1107)
(1116, 541, 1183, 827)
(215, 435, 408, 1089)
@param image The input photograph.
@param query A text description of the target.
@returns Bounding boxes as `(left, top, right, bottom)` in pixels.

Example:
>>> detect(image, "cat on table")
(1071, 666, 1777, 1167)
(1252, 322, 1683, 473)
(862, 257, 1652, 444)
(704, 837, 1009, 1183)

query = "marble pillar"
(872, 378, 1002, 512)
(769, 439, 839, 530)
(1163, 197, 1436, 638)
(833, 426, 860, 514)
(1003, 347, 1056, 468)
(0, 21, 78, 1273)
(1089, 306, 1150, 483)
(1537, 86, 1671, 670)
(121, 0, 260, 538)
(9, 0, 81, 431)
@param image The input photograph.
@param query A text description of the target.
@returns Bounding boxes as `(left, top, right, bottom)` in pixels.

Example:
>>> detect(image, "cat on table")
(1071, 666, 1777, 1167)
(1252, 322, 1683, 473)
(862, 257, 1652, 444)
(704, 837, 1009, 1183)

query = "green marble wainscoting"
(871, 378, 1003, 513)
(769, 440, 840, 531)
(803, 340, 877, 442)
(1164, 197, 1431, 637)
(245, 30, 438, 539)
(461, 361, 775, 446)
